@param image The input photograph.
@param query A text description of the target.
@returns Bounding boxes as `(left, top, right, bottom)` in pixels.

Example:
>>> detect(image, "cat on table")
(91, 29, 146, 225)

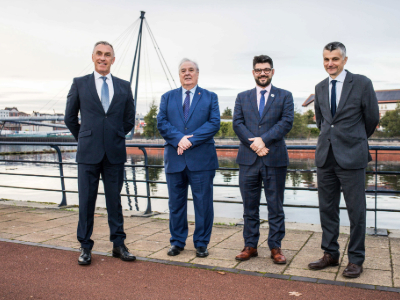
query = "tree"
(143, 101, 162, 138)
(380, 103, 400, 137)
(216, 122, 237, 138)
(304, 110, 315, 124)
(221, 107, 233, 119)
(286, 111, 310, 138)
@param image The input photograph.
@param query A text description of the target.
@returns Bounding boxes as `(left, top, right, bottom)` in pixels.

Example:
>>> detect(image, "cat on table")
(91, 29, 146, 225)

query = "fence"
(1, 141, 400, 235)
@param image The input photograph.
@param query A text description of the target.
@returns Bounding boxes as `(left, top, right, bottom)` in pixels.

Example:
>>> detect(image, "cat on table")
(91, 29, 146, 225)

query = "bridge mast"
(129, 11, 146, 124)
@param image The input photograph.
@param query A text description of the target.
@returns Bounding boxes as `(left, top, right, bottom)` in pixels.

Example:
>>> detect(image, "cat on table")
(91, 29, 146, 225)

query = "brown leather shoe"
(308, 253, 339, 270)
(343, 263, 363, 278)
(235, 247, 258, 261)
(271, 248, 286, 264)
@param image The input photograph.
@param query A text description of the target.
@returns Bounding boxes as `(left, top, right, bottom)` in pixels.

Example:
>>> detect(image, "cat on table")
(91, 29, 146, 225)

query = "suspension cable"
(144, 20, 173, 90)
(145, 19, 177, 89)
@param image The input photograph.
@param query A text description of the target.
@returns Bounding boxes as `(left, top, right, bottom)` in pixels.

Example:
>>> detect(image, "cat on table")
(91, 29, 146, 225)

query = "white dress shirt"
(329, 70, 347, 107)
(256, 84, 272, 110)
(94, 70, 114, 103)
(182, 85, 197, 106)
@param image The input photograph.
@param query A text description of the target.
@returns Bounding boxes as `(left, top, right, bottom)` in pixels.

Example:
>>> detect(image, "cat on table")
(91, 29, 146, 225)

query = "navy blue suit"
(65, 73, 135, 249)
(157, 86, 220, 248)
(233, 86, 294, 249)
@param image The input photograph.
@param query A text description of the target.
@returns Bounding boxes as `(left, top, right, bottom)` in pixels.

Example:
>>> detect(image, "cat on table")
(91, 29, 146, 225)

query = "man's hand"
(178, 135, 193, 150)
(249, 137, 265, 152)
(177, 147, 184, 155)
(256, 147, 269, 157)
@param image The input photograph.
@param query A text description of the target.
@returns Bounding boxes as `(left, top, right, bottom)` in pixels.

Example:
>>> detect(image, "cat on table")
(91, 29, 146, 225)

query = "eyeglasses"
(254, 68, 273, 75)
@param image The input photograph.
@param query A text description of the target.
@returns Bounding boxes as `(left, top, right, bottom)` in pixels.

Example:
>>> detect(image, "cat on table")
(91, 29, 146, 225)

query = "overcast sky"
(1, 0, 399, 115)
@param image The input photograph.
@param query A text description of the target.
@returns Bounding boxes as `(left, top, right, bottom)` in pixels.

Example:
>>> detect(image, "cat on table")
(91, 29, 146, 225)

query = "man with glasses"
(233, 55, 294, 264)
(308, 42, 379, 278)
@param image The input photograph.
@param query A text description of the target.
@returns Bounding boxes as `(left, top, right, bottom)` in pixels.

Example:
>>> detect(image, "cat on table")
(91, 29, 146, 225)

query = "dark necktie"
(331, 80, 337, 117)
(183, 90, 190, 121)
(259, 90, 267, 118)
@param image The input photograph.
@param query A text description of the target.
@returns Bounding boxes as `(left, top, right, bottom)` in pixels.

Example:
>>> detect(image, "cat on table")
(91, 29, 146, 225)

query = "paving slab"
(148, 248, 197, 262)
(236, 257, 286, 273)
(128, 240, 169, 252)
(284, 267, 337, 280)
(336, 267, 392, 286)
(190, 257, 238, 268)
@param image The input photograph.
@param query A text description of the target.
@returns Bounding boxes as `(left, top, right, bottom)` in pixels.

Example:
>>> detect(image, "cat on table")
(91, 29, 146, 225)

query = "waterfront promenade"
(1, 199, 400, 297)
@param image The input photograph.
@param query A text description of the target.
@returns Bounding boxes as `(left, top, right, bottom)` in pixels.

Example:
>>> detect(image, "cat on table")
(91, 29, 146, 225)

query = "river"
(0, 149, 399, 229)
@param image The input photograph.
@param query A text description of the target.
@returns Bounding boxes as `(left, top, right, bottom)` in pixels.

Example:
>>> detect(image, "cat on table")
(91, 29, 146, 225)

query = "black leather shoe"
(112, 245, 136, 261)
(196, 246, 209, 258)
(167, 245, 184, 256)
(78, 248, 91, 265)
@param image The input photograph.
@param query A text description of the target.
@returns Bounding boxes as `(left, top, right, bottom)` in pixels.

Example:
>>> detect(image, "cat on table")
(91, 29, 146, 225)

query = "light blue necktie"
(259, 90, 267, 118)
(101, 76, 110, 113)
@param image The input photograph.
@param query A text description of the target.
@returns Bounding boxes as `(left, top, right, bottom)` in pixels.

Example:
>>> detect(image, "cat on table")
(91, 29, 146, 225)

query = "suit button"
(185, 128, 188, 130)
(259, 126, 261, 128)
(105, 116, 108, 118)
(331, 125, 334, 128)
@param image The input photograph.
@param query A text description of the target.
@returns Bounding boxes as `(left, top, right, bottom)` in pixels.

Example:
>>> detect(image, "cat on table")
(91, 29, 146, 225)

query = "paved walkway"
(0, 200, 399, 294)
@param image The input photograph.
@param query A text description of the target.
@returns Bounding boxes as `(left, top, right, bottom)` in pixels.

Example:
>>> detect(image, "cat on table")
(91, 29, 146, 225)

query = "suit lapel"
(249, 88, 260, 121)
(107, 75, 120, 113)
(320, 78, 333, 124)
(186, 86, 203, 123)
(87, 72, 106, 113)
(333, 71, 353, 121)
(260, 85, 277, 121)
(174, 87, 185, 122)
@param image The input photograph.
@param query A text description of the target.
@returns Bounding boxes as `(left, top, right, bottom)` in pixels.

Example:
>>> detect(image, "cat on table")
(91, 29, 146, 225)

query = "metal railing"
(1, 142, 400, 234)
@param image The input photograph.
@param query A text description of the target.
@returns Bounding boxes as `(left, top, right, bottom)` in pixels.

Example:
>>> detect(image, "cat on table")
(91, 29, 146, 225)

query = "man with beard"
(233, 55, 294, 264)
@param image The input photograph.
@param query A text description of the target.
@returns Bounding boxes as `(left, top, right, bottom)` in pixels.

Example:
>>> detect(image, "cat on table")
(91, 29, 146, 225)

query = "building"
(302, 89, 400, 119)
(0, 110, 9, 118)
(4, 107, 19, 117)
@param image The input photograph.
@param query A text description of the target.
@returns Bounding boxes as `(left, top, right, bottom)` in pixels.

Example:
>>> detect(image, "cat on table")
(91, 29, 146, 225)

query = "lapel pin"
(198, 92, 201, 95)
(271, 94, 275, 97)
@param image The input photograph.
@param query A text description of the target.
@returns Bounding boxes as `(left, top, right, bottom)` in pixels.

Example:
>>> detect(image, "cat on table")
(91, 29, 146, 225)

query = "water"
(1, 149, 400, 229)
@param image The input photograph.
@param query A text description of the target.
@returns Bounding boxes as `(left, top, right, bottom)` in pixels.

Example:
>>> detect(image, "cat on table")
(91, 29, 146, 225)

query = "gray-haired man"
(157, 58, 220, 258)
(308, 42, 379, 278)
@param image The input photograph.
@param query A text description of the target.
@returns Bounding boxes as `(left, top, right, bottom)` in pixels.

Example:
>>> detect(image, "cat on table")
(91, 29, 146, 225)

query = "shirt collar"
(256, 83, 271, 95)
(329, 70, 347, 83)
(94, 70, 112, 81)
(182, 85, 198, 95)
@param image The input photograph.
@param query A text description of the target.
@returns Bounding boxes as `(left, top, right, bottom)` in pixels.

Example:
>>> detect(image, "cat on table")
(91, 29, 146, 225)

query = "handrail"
(1, 141, 399, 235)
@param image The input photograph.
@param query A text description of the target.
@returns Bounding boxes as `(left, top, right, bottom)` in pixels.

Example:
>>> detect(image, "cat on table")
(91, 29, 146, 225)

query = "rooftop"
(302, 89, 400, 107)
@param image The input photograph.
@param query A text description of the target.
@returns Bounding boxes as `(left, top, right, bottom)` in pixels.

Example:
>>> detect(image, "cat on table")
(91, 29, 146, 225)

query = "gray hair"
(324, 42, 346, 59)
(93, 41, 115, 56)
(178, 58, 199, 72)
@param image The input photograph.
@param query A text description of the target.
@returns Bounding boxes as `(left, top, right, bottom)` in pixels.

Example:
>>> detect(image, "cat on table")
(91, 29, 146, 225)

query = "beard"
(255, 76, 272, 87)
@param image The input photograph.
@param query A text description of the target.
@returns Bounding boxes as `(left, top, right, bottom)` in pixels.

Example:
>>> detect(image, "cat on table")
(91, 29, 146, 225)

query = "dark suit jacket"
(157, 86, 220, 173)
(314, 70, 379, 169)
(233, 85, 294, 167)
(64, 73, 135, 165)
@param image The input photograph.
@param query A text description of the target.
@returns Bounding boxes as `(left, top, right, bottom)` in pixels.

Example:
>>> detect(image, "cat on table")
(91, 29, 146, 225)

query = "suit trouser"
(77, 154, 126, 249)
(166, 167, 215, 248)
(239, 157, 287, 249)
(317, 146, 366, 266)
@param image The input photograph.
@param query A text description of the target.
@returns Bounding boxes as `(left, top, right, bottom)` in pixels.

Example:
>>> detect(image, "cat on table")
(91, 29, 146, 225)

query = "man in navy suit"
(65, 41, 136, 265)
(157, 58, 220, 257)
(233, 55, 294, 264)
